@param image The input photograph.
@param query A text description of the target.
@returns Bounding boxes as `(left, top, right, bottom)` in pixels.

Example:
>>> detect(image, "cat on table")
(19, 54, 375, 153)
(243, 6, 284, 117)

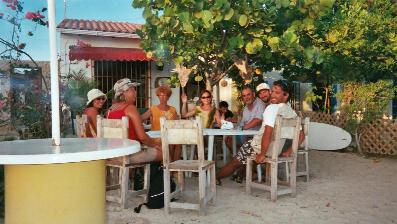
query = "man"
(238, 86, 266, 130)
(218, 101, 234, 122)
(256, 83, 271, 105)
(216, 80, 305, 183)
(224, 86, 266, 152)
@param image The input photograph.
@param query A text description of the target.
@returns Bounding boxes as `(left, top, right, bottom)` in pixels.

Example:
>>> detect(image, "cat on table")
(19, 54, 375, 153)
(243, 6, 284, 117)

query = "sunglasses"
(201, 95, 211, 99)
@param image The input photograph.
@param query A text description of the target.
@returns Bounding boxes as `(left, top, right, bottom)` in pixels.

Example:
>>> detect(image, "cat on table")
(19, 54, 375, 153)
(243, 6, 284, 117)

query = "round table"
(0, 138, 140, 224)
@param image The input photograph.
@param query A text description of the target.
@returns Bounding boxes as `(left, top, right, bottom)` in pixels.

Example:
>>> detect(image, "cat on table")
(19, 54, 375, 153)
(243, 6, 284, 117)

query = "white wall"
(218, 78, 233, 109)
(150, 62, 180, 114)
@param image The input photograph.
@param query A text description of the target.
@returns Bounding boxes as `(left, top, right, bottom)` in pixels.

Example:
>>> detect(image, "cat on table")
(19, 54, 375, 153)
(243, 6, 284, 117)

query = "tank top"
(195, 106, 216, 128)
(83, 107, 98, 137)
(106, 104, 138, 141)
(150, 105, 177, 131)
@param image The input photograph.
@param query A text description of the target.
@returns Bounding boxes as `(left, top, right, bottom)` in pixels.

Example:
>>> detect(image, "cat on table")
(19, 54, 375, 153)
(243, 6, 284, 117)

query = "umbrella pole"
(47, 0, 60, 146)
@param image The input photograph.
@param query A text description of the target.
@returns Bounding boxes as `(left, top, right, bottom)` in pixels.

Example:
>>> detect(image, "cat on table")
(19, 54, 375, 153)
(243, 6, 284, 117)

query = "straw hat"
(256, 83, 270, 92)
(86, 89, 107, 105)
(113, 78, 140, 98)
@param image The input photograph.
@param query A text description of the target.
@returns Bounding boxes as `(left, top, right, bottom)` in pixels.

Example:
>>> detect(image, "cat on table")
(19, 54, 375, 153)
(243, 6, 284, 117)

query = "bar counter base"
(5, 160, 105, 224)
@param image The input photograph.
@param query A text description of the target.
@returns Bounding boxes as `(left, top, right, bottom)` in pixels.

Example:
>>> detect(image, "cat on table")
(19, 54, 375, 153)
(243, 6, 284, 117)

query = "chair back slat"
(271, 115, 301, 160)
(75, 114, 88, 137)
(302, 117, 310, 150)
(97, 115, 129, 139)
(160, 116, 204, 166)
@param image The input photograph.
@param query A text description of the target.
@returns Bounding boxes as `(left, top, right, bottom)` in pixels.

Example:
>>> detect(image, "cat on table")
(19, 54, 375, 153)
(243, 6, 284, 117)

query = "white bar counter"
(0, 138, 140, 224)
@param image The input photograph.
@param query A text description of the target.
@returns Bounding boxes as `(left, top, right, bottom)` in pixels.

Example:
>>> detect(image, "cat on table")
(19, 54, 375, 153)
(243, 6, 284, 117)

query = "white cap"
(86, 89, 107, 105)
(113, 78, 140, 98)
(256, 83, 270, 92)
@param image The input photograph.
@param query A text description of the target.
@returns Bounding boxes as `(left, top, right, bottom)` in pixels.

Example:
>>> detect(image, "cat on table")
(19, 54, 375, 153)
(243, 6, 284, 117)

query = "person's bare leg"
(129, 148, 162, 164)
(171, 145, 182, 162)
(216, 157, 244, 180)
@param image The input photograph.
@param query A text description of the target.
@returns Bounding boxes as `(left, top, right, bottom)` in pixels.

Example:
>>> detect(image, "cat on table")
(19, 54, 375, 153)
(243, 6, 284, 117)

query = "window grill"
(93, 61, 149, 109)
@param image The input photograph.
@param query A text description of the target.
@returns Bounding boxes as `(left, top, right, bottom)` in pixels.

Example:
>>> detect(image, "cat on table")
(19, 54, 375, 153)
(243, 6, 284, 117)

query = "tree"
(0, 0, 48, 89)
(282, 0, 397, 83)
(132, 0, 335, 90)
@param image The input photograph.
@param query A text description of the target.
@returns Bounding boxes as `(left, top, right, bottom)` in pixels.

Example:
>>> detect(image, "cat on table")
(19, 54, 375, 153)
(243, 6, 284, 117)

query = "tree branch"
(0, 37, 49, 91)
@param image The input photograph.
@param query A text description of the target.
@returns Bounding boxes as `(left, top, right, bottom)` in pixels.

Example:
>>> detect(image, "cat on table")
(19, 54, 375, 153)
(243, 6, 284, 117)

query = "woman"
(141, 85, 180, 161)
(141, 85, 178, 130)
(83, 88, 107, 137)
(107, 78, 162, 163)
(181, 90, 221, 128)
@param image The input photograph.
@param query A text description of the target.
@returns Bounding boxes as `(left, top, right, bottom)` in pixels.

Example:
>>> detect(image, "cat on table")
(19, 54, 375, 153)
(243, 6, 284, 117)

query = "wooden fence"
(300, 111, 396, 155)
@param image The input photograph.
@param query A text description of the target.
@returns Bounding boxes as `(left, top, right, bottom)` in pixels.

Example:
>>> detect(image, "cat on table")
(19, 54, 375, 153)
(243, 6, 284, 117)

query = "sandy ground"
(107, 151, 397, 224)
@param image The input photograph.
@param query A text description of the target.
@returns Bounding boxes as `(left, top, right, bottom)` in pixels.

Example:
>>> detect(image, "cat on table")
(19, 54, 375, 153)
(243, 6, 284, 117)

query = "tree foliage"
(133, 0, 396, 86)
(132, 0, 335, 88)
(282, 0, 397, 83)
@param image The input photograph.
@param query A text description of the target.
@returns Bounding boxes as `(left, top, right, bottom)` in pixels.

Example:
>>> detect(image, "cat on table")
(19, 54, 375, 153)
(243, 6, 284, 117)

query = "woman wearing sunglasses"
(181, 90, 221, 128)
(83, 89, 107, 137)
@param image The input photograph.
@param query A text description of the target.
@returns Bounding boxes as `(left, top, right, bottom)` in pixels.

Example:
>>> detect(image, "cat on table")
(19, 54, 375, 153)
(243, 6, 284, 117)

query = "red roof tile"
(57, 19, 142, 34)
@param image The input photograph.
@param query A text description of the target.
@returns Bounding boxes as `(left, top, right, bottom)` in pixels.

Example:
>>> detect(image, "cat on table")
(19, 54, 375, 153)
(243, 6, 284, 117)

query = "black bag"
(134, 163, 176, 213)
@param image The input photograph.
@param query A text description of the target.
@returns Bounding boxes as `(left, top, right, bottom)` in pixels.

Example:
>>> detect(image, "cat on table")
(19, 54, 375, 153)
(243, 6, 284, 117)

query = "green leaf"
(278, 0, 290, 8)
(173, 56, 184, 65)
(245, 38, 263, 54)
(319, 0, 335, 8)
(267, 37, 280, 50)
(224, 8, 234, 20)
(214, 0, 227, 9)
(228, 36, 244, 49)
(178, 12, 190, 23)
(182, 22, 194, 33)
(142, 8, 152, 19)
(239, 15, 248, 27)
(201, 10, 213, 26)
(283, 31, 298, 44)
(304, 47, 315, 60)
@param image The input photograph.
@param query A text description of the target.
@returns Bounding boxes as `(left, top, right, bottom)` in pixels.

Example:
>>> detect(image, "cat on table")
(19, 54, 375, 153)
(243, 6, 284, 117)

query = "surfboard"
(308, 122, 352, 150)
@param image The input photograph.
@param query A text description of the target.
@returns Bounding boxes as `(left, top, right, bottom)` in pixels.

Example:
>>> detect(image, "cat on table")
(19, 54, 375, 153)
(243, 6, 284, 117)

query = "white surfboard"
(308, 122, 352, 150)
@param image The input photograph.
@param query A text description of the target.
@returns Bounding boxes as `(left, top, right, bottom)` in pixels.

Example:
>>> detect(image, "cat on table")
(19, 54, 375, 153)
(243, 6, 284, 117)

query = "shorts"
(235, 139, 257, 164)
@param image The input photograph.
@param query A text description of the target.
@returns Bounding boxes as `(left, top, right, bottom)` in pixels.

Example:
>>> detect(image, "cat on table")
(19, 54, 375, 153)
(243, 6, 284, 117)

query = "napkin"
(221, 120, 234, 130)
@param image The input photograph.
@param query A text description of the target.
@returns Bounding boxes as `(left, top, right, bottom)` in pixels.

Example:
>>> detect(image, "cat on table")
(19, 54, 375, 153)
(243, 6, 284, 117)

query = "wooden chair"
(246, 115, 301, 201)
(160, 116, 216, 215)
(96, 115, 150, 209)
(75, 114, 87, 137)
(296, 117, 310, 181)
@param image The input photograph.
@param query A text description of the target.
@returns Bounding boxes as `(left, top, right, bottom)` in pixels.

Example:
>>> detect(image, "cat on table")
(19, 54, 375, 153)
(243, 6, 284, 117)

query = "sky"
(0, 0, 145, 61)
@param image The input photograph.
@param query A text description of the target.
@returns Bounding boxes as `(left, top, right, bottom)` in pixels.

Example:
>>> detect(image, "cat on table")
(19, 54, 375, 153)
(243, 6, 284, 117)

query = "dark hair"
(219, 101, 229, 108)
(273, 79, 292, 101)
(242, 85, 253, 93)
(200, 90, 212, 98)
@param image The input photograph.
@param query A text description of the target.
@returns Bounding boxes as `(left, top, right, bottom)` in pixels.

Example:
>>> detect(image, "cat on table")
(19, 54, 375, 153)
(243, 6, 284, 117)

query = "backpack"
(134, 163, 176, 213)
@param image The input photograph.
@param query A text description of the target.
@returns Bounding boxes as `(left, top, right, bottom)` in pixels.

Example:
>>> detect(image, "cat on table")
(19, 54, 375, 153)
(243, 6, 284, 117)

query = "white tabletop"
(146, 128, 258, 138)
(0, 138, 141, 165)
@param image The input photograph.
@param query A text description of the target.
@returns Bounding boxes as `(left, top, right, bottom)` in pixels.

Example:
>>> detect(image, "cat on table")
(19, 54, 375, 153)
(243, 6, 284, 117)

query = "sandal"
(216, 179, 222, 186)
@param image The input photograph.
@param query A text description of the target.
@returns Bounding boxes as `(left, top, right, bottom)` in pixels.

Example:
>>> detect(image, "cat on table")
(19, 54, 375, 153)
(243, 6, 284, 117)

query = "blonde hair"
(156, 85, 172, 97)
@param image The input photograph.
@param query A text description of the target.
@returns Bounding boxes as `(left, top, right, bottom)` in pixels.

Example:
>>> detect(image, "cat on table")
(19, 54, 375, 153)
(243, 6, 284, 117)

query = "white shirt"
(250, 103, 298, 156)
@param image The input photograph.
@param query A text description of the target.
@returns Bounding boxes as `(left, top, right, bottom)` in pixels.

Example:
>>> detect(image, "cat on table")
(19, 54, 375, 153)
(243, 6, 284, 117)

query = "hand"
(255, 152, 266, 163)
(181, 93, 188, 103)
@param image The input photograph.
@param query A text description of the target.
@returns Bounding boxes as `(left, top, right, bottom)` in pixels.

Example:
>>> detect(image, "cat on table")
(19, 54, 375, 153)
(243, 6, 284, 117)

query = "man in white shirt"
(216, 80, 305, 184)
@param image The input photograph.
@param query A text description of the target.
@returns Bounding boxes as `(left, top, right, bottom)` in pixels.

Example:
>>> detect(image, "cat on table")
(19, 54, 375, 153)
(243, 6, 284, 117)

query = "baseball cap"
(256, 83, 270, 92)
(113, 78, 140, 98)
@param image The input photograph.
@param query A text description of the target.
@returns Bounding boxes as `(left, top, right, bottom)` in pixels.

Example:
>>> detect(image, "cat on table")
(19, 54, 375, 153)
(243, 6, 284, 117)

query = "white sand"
(107, 151, 397, 224)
